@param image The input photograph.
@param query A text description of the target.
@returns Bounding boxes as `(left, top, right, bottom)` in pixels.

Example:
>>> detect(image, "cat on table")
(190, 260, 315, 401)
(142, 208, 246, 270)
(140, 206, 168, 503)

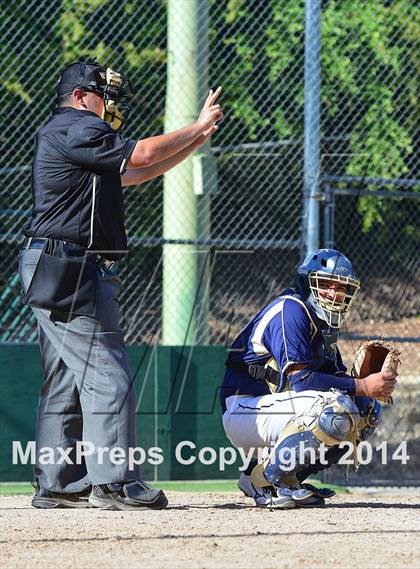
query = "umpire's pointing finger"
(209, 85, 222, 104)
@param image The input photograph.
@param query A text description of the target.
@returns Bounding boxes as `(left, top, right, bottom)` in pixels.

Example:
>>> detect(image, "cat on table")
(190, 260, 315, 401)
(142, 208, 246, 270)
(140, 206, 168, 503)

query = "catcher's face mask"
(308, 272, 360, 328)
(295, 249, 360, 328)
(56, 60, 133, 132)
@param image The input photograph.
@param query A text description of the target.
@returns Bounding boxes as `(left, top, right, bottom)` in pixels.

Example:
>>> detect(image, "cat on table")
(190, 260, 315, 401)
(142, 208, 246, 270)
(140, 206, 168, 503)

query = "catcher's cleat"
(255, 487, 325, 509)
(301, 482, 336, 499)
(89, 480, 168, 510)
(290, 487, 326, 507)
(238, 472, 276, 500)
(238, 473, 295, 509)
(31, 483, 91, 509)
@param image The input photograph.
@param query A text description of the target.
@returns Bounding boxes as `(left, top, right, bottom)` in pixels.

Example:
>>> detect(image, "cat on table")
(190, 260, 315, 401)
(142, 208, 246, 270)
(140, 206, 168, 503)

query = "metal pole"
(162, 0, 209, 346)
(194, 0, 211, 345)
(330, 184, 335, 249)
(323, 182, 335, 248)
(303, 0, 321, 256)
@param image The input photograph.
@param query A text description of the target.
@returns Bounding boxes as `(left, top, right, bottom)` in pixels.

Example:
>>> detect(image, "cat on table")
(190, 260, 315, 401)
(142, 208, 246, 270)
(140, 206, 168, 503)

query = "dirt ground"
(1, 491, 419, 569)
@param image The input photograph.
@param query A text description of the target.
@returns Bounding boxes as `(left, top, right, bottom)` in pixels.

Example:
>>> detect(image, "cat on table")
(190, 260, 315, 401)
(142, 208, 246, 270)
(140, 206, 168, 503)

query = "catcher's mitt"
(352, 340, 401, 404)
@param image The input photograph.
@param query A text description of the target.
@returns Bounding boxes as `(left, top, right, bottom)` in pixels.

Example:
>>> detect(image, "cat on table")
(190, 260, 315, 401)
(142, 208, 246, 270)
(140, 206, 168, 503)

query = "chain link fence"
(1, 1, 417, 345)
(0, 0, 419, 485)
(1, 3, 418, 346)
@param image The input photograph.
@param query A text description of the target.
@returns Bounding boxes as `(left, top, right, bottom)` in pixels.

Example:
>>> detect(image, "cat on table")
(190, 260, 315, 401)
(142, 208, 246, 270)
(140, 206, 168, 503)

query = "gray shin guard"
(251, 391, 360, 489)
(264, 431, 323, 486)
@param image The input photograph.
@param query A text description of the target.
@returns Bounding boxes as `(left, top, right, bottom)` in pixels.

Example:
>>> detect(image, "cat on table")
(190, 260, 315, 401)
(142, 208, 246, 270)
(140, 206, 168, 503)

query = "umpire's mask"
(56, 60, 133, 132)
(101, 67, 133, 132)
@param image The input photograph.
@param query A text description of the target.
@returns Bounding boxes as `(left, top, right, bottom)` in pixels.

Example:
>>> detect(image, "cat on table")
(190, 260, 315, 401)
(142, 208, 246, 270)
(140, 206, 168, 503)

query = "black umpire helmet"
(56, 60, 107, 98)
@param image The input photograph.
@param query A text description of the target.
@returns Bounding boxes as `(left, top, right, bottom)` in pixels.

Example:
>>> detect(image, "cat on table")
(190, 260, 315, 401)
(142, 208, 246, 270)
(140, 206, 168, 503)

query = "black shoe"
(301, 482, 336, 499)
(31, 484, 91, 509)
(89, 481, 168, 510)
(290, 487, 326, 508)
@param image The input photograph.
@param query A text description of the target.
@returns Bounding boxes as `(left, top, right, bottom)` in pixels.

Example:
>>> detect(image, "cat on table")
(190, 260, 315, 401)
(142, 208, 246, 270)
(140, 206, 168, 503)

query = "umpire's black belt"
(20, 236, 104, 316)
(23, 237, 114, 269)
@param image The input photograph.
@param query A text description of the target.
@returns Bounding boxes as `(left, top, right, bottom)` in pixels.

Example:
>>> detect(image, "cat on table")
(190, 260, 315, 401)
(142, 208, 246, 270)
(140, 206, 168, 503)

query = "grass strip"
(0, 479, 348, 496)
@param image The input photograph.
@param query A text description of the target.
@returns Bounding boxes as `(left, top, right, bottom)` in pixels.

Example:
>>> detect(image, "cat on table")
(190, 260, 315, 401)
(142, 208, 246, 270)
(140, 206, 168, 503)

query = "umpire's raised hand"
(197, 86, 224, 136)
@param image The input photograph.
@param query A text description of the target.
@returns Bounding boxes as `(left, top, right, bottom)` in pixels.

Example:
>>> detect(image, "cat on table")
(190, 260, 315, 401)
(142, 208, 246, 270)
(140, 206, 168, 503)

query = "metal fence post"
(162, 0, 206, 346)
(323, 182, 335, 249)
(193, 0, 211, 345)
(303, 0, 321, 256)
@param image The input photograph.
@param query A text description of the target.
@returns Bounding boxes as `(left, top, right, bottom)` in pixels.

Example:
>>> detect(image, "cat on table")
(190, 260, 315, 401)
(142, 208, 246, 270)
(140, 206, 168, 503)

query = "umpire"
(19, 60, 223, 510)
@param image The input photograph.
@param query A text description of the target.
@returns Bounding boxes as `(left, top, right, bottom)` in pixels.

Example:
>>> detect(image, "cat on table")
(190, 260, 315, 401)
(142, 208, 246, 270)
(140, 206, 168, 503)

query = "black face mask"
(56, 61, 133, 132)
(100, 67, 133, 132)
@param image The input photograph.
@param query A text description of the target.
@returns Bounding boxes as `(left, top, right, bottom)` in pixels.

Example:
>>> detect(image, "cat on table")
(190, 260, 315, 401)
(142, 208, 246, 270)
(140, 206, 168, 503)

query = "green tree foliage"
(207, 0, 418, 252)
(321, 0, 418, 232)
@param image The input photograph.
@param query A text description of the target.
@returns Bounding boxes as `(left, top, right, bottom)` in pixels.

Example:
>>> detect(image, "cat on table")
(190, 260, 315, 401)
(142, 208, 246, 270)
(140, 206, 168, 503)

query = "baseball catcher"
(220, 249, 398, 508)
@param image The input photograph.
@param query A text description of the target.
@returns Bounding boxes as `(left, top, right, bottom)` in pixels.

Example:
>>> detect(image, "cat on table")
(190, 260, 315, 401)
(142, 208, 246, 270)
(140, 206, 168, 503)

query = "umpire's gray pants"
(19, 247, 139, 493)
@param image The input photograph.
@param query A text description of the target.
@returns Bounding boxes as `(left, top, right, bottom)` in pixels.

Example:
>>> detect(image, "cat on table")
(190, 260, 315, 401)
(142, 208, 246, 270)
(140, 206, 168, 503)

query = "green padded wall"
(0, 345, 239, 481)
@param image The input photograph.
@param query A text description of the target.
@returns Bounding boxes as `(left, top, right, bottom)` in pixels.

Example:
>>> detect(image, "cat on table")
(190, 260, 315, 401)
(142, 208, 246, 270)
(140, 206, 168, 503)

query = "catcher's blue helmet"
(295, 249, 360, 328)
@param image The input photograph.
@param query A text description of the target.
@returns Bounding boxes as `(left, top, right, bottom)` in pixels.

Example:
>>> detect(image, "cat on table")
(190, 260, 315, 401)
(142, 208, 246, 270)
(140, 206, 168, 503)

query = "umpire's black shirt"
(26, 107, 137, 260)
